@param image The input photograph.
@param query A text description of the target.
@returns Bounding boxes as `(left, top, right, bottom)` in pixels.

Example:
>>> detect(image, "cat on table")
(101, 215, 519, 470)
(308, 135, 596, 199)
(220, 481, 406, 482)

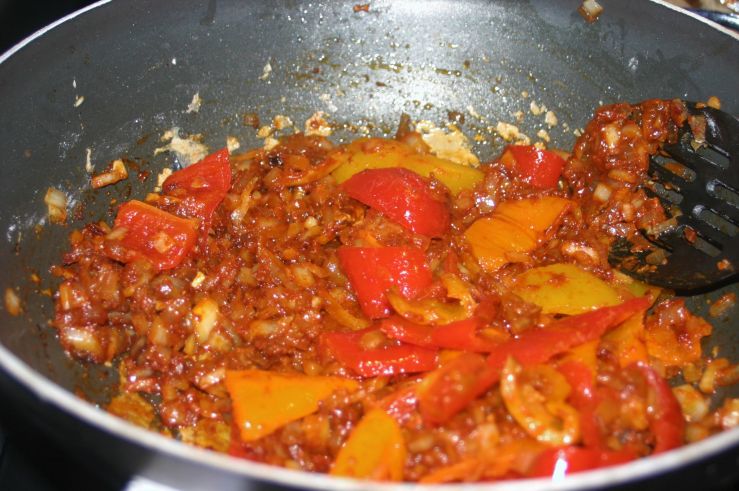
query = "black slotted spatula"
(609, 103, 739, 293)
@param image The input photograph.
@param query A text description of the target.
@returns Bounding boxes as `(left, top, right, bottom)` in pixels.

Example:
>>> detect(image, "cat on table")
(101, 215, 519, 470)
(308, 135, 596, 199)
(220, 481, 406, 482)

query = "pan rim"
(650, 0, 739, 41)
(0, 0, 112, 66)
(2, 341, 739, 489)
(0, 0, 737, 489)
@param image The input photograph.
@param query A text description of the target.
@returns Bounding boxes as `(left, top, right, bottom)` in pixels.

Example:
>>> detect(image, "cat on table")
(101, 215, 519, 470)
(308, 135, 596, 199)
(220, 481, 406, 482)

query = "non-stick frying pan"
(0, 1, 738, 489)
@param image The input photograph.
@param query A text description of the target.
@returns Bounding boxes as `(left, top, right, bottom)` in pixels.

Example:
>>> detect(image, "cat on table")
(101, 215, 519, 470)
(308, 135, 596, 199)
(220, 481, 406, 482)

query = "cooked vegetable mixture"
(51, 99, 738, 482)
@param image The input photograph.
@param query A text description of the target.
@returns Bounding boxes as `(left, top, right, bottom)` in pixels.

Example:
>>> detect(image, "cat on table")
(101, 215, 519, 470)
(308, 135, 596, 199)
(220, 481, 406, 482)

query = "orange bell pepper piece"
(225, 370, 358, 442)
(495, 195, 572, 235)
(602, 310, 649, 368)
(331, 408, 406, 481)
(464, 196, 571, 273)
(645, 299, 712, 368)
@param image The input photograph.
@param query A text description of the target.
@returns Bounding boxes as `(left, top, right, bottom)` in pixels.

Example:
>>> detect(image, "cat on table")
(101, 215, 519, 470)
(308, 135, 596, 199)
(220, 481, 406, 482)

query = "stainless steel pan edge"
(0, 1, 737, 489)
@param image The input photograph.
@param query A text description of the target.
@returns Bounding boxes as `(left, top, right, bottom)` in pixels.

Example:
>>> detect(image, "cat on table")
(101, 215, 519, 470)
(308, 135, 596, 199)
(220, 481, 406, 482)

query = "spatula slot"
(707, 181, 739, 210)
(652, 156, 696, 182)
(688, 231, 722, 257)
(695, 144, 730, 171)
(693, 205, 738, 238)
(647, 181, 683, 205)
(679, 224, 721, 257)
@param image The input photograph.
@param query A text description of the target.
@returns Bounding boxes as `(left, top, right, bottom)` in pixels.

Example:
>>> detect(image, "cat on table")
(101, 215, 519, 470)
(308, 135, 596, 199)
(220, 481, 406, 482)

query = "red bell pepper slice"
(530, 446, 635, 478)
(337, 246, 433, 319)
(162, 148, 232, 228)
(342, 168, 450, 237)
(442, 250, 460, 275)
(500, 145, 566, 189)
(417, 352, 492, 425)
(111, 200, 198, 271)
(379, 385, 419, 424)
(486, 297, 651, 374)
(417, 297, 650, 425)
(321, 328, 438, 378)
(380, 316, 501, 352)
(632, 362, 685, 454)
(558, 361, 605, 449)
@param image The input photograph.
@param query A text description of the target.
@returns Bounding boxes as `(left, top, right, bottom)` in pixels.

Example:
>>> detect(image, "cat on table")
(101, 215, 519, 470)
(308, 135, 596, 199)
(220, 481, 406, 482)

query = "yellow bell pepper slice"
(385, 273, 477, 325)
(225, 370, 358, 442)
(330, 138, 484, 196)
(500, 357, 580, 446)
(558, 340, 599, 375)
(464, 196, 571, 274)
(512, 263, 622, 315)
(331, 408, 406, 481)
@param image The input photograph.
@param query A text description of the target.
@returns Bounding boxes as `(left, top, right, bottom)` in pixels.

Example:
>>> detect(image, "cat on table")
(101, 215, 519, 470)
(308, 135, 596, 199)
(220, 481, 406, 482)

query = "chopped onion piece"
(706, 96, 721, 110)
(148, 317, 170, 346)
(682, 363, 703, 384)
(647, 217, 679, 237)
(61, 327, 101, 357)
(196, 367, 226, 389)
(4, 288, 21, 316)
(191, 271, 207, 288)
(718, 364, 739, 387)
(607, 169, 638, 184)
(249, 319, 279, 337)
(44, 187, 68, 224)
(304, 111, 332, 137)
(291, 265, 315, 288)
(603, 124, 620, 149)
(323, 291, 371, 330)
(709, 292, 735, 318)
(561, 241, 600, 263)
(718, 399, 739, 430)
(226, 135, 240, 153)
(105, 227, 128, 241)
(685, 423, 710, 443)
(230, 177, 258, 224)
(672, 384, 709, 422)
(578, 0, 603, 22)
(58, 282, 85, 310)
(593, 183, 612, 202)
(91, 159, 128, 189)
(193, 298, 220, 342)
(699, 358, 730, 394)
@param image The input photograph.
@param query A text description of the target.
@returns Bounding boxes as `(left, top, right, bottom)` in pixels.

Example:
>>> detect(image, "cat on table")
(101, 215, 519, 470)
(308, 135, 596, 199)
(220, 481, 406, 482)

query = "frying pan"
(0, 0, 737, 489)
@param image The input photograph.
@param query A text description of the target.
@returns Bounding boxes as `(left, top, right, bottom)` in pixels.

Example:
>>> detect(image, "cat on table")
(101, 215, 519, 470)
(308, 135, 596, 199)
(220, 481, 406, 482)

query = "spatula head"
(609, 103, 739, 293)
